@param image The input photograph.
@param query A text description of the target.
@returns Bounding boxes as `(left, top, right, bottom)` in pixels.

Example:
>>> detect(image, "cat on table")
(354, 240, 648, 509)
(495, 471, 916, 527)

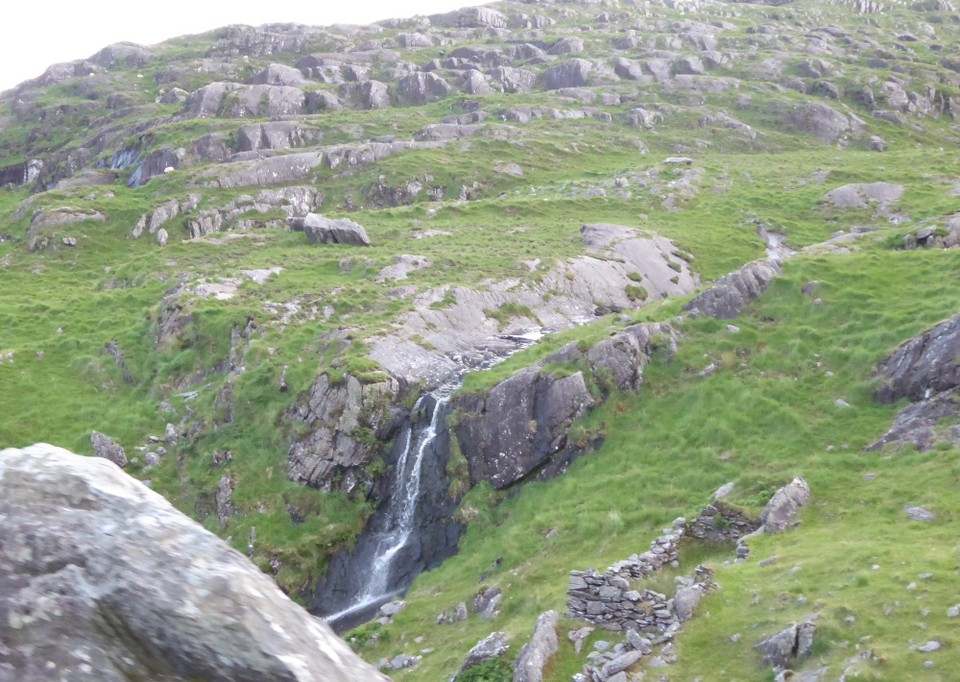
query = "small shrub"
(626, 284, 648, 302)
(456, 658, 512, 682)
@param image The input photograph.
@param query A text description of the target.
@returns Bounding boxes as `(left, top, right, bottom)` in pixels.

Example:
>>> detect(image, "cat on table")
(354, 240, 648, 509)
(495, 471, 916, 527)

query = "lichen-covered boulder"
(0, 444, 388, 682)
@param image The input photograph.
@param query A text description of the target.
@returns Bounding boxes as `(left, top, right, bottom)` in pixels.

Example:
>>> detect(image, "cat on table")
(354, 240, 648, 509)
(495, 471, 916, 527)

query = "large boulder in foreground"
(0, 444, 388, 682)
(303, 213, 371, 246)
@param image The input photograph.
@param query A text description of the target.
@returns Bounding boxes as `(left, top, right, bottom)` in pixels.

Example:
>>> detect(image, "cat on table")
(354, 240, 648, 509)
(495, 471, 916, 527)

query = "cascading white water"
(322, 392, 450, 624)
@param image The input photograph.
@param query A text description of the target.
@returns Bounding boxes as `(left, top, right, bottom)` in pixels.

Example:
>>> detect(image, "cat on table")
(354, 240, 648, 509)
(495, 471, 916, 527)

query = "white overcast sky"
(0, 0, 482, 93)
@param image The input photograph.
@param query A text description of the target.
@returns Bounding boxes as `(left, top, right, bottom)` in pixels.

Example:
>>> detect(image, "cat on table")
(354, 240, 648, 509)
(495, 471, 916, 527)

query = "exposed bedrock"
(369, 224, 697, 389)
(874, 312, 960, 403)
(683, 258, 783, 320)
(868, 312, 960, 452)
(0, 444, 387, 682)
(287, 372, 402, 495)
(452, 322, 677, 489)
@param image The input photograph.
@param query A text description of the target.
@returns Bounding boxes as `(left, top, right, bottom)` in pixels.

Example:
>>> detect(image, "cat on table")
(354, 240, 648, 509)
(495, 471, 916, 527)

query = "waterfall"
(321, 390, 453, 627)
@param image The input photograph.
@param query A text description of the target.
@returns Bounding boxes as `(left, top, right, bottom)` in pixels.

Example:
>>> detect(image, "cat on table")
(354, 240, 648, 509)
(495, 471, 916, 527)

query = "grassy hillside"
(0, 0, 958, 677)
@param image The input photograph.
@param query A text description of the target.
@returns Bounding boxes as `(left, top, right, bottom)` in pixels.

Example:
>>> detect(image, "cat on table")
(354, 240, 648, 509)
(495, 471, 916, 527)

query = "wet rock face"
(454, 369, 595, 489)
(310, 396, 463, 624)
(0, 444, 387, 682)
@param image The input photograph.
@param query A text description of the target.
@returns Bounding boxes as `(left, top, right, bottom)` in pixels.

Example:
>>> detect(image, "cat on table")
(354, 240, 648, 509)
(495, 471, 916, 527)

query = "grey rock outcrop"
(779, 101, 858, 142)
(287, 372, 399, 492)
(128, 147, 184, 187)
(235, 121, 320, 152)
(822, 182, 904, 209)
(684, 259, 782, 320)
(396, 72, 451, 105)
(430, 6, 508, 29)
(544, 59, 594, 90)
(874, 313, 960, 403)
(246, 63, 308, 86)
(359, 80, 390, 109)
(90, 431, 127, 467)
(30, 206, 105, 229)
(866, 387, 960, 452)
(302, 213, 371, 246)
(0, 444, 387, 682)
(867, 313, 960, 452)
(453, 369, 595, 489)
(756, 618, 817, 671)
(456, 632, 509, 678)
(759, 476, 811, 533)
(514, 610, 560, 682)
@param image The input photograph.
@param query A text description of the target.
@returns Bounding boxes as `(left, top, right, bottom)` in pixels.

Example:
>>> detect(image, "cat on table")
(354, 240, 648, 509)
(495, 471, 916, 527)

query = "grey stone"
(513, 610, 559, 682)
(918, 640, 942, 653)
(246, 63, 308, 86)
(548, 37, 584, 55)
(714, 481, 735, 499)
(453, 368, 595, 489)
(756, 624, 798, 669)
(359, 80, 390, 109)
(380, 600, 406, 617)
(905, 506, 935, 522)
(90, 431, 127, 467)
(30, 206, 106, 229)
(215, 474, 235, 523)
(779, 101, 856, 142)
(760, 476, 811, 533)
(602, 650, 643, 676)
(302, 213, 371, 246)
(287, 372, 398, 491)
(673, 586, 703, 622)
(458, 632, 509, 675)
(866, 388, 960, 452)
(0, 444, 387, 682)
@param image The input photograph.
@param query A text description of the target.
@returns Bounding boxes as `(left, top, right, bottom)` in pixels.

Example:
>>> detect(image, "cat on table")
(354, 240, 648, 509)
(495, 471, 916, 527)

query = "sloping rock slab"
(369, 225, 695, 388)
(0, 444, 387, 682)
